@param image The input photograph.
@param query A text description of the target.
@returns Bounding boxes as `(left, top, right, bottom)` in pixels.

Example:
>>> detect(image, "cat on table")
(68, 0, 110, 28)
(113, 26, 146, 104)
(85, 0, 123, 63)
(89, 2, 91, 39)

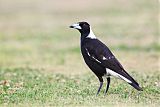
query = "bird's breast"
(80, 47, 106, 76)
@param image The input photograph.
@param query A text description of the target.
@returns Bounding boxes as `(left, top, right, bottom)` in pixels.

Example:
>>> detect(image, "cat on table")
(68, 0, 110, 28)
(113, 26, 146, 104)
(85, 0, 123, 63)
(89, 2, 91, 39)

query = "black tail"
(119, 70, 143, 91)
(125, 73, 143, 91)
(129, 81, 143, 91)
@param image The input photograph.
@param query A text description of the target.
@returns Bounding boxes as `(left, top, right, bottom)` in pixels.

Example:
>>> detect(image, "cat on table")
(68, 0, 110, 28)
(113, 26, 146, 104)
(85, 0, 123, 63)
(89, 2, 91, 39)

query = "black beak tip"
(69, 25, 74, 28)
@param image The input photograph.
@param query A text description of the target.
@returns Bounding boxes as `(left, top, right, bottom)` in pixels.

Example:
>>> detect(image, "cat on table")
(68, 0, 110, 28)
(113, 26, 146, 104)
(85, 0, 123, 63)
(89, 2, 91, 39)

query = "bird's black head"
(70, 22, 90, 35)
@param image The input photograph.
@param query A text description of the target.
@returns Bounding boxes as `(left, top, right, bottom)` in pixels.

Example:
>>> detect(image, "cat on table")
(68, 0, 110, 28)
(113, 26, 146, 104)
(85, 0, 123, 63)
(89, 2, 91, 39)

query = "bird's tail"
(128, 80, 143, 91)
(120, 70, 143, 91)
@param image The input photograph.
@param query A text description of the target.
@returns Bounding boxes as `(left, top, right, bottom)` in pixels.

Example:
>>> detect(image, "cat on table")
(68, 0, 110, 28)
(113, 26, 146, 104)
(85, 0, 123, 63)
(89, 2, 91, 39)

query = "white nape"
(106, 68, 132, 83)
(86, 27, 97, 39)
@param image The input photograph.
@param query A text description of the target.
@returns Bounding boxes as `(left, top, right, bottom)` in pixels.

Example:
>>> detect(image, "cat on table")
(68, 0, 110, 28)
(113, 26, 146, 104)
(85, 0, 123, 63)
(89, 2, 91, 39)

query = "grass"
(0, 67, 159, 107)
(0, 0, 159, 106)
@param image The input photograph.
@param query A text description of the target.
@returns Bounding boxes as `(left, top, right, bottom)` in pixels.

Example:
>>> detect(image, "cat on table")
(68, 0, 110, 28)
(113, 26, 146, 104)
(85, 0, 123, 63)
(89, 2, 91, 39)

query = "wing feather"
(85, 39, 138, 85)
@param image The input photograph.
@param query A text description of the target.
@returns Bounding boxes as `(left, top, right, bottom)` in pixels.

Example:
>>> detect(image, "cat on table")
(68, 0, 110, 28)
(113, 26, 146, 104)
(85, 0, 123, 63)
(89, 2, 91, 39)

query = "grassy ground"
(0, 0, 159, 106)
(0, 68, 160, 107)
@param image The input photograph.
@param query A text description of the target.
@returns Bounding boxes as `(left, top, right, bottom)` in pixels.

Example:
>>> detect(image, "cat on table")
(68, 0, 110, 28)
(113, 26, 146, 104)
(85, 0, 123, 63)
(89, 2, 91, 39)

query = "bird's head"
(69, 22, 90, 34)
(70, 21, 96, 39)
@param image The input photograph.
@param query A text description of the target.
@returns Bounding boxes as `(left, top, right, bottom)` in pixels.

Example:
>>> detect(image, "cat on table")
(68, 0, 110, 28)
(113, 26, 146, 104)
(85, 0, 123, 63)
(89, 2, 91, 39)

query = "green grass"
(0, 68, 159, 107)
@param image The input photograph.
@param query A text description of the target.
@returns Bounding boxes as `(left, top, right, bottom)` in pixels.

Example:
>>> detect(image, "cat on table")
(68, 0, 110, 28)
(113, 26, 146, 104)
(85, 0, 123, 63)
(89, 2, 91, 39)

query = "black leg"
(104, 77, 110, 95)
(96, 82, 103, 96)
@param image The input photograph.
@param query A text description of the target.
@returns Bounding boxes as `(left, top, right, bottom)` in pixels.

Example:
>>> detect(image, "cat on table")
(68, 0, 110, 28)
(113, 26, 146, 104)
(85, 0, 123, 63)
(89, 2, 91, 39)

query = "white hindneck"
(86, 27, 97, 39)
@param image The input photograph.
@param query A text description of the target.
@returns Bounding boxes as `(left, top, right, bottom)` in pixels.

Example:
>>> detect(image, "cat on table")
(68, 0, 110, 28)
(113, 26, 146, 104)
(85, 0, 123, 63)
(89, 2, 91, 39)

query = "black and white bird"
(69, 22, 143, 95)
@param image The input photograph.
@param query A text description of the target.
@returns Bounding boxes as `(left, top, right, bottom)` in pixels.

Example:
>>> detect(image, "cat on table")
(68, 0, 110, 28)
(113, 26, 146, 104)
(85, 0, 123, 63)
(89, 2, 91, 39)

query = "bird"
(69, 21, 143, 95)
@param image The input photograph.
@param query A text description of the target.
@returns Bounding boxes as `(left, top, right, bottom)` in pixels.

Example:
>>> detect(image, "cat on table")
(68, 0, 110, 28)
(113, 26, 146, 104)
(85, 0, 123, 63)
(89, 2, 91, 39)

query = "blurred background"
(0, 0, 159, 74)
(0, 0, 159, 106)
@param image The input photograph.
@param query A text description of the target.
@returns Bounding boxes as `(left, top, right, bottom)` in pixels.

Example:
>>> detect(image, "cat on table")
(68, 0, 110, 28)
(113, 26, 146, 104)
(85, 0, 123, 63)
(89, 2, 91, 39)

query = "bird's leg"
(96, 82, 103, 96)
(104, 77, 110, 95)
(96, 77, 103, 96)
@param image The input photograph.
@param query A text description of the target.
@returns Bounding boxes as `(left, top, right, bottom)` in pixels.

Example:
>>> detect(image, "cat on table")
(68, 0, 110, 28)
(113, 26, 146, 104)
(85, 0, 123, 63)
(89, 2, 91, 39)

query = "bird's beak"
(69, 23, 82, 29)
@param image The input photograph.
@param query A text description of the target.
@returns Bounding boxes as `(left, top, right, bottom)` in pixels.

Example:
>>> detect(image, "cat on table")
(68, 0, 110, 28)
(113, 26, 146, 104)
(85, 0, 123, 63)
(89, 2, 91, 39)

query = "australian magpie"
(69, 21, 143, 95)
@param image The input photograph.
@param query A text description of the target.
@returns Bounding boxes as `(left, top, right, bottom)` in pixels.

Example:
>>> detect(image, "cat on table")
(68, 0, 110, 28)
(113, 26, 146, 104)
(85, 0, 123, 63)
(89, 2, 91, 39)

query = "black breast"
(80, 44, 106, 77)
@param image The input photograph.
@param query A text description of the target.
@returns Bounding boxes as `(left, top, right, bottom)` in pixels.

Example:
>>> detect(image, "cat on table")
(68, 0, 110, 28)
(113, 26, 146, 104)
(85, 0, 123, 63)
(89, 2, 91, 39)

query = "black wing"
(85, 39, 139, 85)
(85, 39, 124, 72)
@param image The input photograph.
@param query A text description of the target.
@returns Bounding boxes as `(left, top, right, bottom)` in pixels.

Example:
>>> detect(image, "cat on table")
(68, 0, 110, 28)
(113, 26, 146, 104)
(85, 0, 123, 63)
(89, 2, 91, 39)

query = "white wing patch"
(102, 56, 107, 60)
(85, 48, 91, 57)
(85, 48, 101, 63)
(102, 56, 115, 60)
(92, 56, 101, 63)
(106, 68, 132, 83)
